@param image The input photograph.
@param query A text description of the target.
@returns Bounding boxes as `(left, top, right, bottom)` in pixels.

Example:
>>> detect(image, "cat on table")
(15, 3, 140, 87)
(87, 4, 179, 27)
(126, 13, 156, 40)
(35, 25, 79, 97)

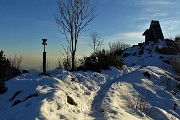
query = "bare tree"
(54, 0, 96, 71)
(56, 58, 63, 69)
(61, 45, 71, 71)
(10, 55, 23, 70)
(109, 41, 131, 55)
(89, 32, 103, 53)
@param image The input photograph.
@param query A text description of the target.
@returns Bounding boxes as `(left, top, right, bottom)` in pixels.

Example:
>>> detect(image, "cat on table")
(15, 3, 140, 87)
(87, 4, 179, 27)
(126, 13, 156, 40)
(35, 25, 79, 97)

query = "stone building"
(143, 20, 164, 42)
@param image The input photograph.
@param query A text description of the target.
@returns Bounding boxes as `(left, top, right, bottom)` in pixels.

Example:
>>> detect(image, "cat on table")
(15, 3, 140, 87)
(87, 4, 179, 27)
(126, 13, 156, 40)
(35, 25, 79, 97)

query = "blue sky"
(0, 0, 180, 70)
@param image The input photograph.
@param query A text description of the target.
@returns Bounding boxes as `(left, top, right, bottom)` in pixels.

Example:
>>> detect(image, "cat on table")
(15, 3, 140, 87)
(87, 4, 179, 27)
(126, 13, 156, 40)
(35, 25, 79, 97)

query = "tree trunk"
(55, 0, 96, 71)
(71, 51, 75, 71)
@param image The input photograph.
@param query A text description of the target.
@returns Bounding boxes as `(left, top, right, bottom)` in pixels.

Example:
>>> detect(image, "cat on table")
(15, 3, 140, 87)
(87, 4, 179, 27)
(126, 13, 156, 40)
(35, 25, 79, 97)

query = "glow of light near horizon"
(0, 0, 180, 70)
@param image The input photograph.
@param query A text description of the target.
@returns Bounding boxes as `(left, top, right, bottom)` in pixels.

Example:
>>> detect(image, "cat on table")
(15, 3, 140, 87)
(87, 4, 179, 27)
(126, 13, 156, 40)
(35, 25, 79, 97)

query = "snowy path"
(90, 78, 116, 119)
(1, 40, 180, 120)
(89, 67, 141, 119)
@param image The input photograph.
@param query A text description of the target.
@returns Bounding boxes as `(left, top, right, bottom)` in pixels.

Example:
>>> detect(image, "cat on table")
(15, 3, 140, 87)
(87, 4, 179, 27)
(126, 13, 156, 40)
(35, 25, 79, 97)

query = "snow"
(0, 39, 180, 120)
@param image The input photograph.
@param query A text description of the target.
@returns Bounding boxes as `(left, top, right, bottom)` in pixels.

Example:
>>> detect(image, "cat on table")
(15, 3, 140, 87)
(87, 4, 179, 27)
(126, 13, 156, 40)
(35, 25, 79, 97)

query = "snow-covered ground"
(0, 40, 180, 120)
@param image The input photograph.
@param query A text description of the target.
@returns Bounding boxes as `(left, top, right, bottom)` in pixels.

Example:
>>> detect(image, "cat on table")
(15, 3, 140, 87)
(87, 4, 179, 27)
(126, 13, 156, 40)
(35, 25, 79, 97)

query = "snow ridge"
(0, 39, 180, 120)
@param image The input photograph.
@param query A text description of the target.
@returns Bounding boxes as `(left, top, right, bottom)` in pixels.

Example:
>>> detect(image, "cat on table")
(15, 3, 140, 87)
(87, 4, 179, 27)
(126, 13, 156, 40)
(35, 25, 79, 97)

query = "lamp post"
(42, 39, 47, 75)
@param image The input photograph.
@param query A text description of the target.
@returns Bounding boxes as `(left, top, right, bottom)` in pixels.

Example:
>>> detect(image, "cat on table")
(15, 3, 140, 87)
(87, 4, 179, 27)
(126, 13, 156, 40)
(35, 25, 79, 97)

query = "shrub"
(155, 47, 178, 55)
(109, 42, 131, 55)
(0, 51, 21, 83)
(175, 36, 180, 52)
(127, 91, 150, 112)
(77, 49, 123, 72)
(9, 55, 23, 70)
(0, 51, 10, 75)
(0, 51, 16, 81)
(78, 55, 100, 72)
(56, 56, 71, 71)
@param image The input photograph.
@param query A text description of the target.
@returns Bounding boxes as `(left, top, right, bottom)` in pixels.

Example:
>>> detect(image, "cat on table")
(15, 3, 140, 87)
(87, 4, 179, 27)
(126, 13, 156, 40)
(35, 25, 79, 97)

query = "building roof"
(143, 20, 164, 42)
(142, 29, 149, 36)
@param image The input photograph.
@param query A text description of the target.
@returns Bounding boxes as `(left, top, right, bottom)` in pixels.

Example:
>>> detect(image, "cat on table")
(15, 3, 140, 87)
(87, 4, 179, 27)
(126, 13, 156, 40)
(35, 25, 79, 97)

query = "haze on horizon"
(1, 0, 180, 70)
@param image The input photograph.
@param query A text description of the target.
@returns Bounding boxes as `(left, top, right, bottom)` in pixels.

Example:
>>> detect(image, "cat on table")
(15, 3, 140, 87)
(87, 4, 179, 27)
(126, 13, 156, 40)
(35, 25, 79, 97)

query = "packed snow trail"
(90, 77, 115, 119)
(89, 67, 140, 119)
(0, 39, 179, 120)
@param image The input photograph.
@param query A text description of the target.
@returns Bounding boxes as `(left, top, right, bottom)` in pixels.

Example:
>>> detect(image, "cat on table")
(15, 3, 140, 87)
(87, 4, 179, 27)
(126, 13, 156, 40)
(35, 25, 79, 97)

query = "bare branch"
(55, 0, 96, 71)
(89, 32, 103, 53)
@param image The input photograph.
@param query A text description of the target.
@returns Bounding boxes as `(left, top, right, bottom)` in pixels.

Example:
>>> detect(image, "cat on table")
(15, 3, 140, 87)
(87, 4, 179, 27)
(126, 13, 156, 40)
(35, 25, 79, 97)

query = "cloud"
(135, 12, 168, 21)
(130, 0, 180, 38)
(134, 0, 178, 19)
(161, 19, 179, 30)
(97, 0, 180, 45)
(103, 32, 144, 45)
(114, 0, 180, 42)
(117, 32, 143, 40)
(138, 0, 176, 6)
(159, 19, 180, 37)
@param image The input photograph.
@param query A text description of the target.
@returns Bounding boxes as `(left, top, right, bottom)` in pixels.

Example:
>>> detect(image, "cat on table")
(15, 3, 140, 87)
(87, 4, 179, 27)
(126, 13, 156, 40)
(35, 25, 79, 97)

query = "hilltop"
(0, 39, 179, 120)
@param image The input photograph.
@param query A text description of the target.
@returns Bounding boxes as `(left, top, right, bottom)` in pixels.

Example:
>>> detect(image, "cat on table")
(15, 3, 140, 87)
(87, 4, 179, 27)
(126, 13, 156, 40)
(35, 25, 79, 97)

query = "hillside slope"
(0, 40, 179, 120)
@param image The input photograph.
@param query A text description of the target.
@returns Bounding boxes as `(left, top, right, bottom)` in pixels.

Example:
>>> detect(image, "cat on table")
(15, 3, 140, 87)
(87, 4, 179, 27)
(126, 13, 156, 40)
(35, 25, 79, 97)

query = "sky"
(0, 0, 180, 70)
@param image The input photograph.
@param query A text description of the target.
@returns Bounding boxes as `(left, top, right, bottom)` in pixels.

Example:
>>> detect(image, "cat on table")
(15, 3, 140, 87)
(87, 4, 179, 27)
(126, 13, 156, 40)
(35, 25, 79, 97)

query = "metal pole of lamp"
(42, 39, 47, 75)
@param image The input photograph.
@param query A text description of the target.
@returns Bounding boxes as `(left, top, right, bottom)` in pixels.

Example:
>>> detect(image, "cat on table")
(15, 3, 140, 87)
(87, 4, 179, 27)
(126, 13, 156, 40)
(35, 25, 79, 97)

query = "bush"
(127, 91, 150, 112)
(0, 51, 15, 81)
(56, 55, 71, 71)
(175, 36, 180, 52)
(109, 42, 131, 55)
(77, 49, 123, 72)
(155, 47, 178, 55)
(0, 51, 11, 78)
(0, 51, 21, 83)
